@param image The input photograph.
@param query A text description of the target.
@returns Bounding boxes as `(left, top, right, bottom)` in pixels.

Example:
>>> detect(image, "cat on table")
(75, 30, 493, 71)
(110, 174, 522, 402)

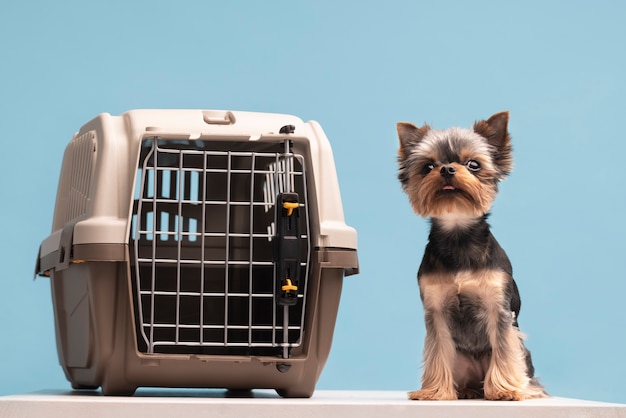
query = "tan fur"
(406, 163, 497, 218)
(410, 274, 458, 400)
(412, 270, 546, 401)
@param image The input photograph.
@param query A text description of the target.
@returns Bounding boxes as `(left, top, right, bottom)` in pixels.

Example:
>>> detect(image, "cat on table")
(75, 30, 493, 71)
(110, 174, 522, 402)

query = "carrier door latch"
(274, 192, 301, 306)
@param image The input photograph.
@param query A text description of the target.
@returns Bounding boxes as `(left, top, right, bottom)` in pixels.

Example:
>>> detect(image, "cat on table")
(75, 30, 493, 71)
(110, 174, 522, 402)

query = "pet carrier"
(35, 109, 358, 397)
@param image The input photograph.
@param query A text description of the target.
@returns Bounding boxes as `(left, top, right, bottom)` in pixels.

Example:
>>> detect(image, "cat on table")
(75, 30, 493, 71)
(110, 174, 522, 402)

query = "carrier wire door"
(130, 138, 310, 358)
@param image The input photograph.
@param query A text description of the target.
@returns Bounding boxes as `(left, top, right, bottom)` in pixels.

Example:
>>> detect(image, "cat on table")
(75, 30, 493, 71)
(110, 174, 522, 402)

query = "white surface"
(1, 390, 626, 418)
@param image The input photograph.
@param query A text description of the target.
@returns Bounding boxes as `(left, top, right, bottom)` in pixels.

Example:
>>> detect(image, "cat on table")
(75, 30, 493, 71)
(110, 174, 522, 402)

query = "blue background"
(2, 0, 625, 403)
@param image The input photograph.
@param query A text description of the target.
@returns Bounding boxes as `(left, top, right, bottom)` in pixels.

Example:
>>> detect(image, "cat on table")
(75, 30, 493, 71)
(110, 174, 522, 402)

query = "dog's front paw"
(408, 388, 457, 400)
(457, 388, 483, 399)
(484, 388, 525, 401)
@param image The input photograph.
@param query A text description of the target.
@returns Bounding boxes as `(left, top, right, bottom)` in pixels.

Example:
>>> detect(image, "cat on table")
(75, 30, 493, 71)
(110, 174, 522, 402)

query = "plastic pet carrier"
(35, 109, 358, 397)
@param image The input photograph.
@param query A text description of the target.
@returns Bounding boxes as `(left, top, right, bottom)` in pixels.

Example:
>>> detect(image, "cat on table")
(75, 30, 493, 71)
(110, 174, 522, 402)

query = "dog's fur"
(397, 111, 546, 400)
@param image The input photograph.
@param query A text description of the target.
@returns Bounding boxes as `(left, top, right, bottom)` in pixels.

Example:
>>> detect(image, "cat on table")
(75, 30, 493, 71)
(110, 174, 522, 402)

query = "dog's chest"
(455, 272, 504, 298)
(419, 270, 507, 312)
(420, 270, 508, 353)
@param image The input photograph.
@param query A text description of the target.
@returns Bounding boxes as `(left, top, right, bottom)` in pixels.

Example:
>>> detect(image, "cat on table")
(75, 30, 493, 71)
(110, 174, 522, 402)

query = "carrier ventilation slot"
(53, 130, 97, 228)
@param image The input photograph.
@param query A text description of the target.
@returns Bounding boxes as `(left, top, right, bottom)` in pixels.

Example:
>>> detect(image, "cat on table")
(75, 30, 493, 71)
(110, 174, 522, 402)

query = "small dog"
(396, 111, 546, 401)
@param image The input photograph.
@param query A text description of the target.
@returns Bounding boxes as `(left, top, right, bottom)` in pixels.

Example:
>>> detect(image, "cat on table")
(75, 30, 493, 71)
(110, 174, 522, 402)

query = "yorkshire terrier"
(396, 111, 546, 401)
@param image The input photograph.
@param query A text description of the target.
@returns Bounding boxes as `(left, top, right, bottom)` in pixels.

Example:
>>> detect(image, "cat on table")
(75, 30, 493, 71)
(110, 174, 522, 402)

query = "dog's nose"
(440, 165, 456, 178)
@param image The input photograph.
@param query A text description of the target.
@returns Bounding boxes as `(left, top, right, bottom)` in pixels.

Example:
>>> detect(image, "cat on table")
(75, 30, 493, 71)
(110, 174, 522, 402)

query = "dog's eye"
(422, 163, 435, 175)
(466, 160, 481, 172)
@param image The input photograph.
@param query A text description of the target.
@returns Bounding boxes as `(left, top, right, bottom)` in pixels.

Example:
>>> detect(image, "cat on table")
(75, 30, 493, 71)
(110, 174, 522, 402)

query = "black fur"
(419, 215, 512, 274)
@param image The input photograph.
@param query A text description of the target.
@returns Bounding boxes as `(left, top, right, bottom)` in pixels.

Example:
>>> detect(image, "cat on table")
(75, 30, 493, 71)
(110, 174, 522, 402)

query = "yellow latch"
(283, 201, 299, 216)
(281, 278, 298, 293)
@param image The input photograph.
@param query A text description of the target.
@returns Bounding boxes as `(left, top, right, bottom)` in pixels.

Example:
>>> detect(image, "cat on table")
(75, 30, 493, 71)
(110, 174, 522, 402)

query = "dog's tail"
(523, 346, 549, 398)
(525, 377, 549, 398)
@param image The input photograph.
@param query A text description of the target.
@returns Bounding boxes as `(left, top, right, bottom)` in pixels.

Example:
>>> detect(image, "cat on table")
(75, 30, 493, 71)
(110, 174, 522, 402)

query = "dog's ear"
(473, 111, 510, 149)
(397, 122, 430, 160)
(473, 111, 513, 178)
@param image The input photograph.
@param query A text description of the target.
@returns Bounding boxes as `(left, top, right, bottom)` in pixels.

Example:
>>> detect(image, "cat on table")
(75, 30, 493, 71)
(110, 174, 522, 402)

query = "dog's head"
(397, 111, 512, 219)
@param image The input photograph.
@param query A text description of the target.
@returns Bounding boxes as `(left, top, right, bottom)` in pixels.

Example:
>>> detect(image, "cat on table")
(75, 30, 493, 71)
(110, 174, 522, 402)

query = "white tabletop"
(2, 390, 625, 418)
